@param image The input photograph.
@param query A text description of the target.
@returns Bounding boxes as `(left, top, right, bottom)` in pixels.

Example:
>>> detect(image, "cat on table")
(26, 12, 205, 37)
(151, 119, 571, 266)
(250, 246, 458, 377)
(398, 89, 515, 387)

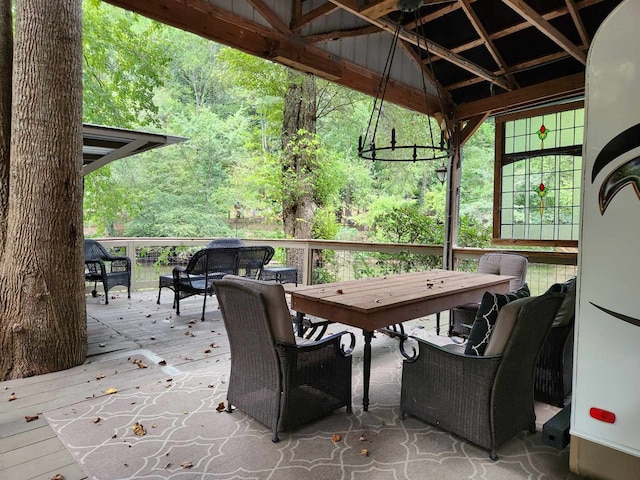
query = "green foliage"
(82, 0, 169, 127)
(457, 214, 492, 247)
(371, 203, 444, 244)
(312, 206, 340, 240)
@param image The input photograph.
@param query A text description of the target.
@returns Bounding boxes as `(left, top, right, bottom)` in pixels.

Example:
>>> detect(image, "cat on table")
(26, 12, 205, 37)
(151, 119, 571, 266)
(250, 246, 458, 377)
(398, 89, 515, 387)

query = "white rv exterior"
(572, 0, 640, 477)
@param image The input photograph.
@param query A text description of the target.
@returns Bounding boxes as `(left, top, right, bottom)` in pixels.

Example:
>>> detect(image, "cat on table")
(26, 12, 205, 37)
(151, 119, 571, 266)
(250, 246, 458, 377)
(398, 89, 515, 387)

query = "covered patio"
(1, 1, 634, 479)
(1, 289, 573, 480)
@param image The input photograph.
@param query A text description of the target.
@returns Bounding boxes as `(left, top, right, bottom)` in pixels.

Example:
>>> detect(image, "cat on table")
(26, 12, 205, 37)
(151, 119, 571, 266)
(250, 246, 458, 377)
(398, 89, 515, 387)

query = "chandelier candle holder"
(357, 0, 453, 183)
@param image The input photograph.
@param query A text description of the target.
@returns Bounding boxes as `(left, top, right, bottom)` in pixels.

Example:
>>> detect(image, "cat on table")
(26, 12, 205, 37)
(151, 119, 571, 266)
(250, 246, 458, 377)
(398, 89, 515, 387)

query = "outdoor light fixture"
(358, 0, 453, 183)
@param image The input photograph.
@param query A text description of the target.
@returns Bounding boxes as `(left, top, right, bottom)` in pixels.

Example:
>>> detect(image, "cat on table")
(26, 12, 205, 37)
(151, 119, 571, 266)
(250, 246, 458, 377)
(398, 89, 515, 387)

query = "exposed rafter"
(501, 0, 587, 65)
(103, 0, 621, 121)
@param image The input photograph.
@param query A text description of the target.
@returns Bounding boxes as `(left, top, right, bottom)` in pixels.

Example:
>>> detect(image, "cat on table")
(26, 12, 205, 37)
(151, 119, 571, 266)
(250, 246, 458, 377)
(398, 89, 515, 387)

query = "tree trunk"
(281, 71, 318, 273)
(0, 0, 86, 379)
(0, 0, 11, 252)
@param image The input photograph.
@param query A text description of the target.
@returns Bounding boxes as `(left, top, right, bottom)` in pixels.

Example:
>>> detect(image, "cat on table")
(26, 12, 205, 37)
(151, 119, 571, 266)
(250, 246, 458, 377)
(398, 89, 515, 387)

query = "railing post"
(302, 242, 312, 285)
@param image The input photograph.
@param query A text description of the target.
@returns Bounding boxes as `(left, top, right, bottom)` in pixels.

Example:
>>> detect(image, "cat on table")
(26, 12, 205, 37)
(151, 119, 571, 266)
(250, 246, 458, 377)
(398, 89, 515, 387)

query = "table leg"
(436, 312, 440, 335)
(362, 329, 373, 411)
(296, 312, 305, 338)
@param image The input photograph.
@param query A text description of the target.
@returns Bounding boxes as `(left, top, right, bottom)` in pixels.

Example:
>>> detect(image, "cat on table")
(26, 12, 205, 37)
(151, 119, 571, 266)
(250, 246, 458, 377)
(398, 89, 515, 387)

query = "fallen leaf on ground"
(25, 415, 39, 422)
(50, 474, 65, 480)
(131, 358, 147, 369)
(105, 388, 118, 395)
(99, 343, 106, 347)
(359, 435, 367, 441)
(331, 433, 341, 442)
(216, 402, 226, 412)
(92, 417, 101, 424)
(96, 374, 105, 380)
(132, 422, 146, 436)
(166, 378, 173, 382)
(204, 349, 211, 354)
(158, 360, 167, 366)
(181, 461, 193, 469)
(8, 393, 17, 401)
(360, 448, 369, 456)
(164, 463, 172, 469)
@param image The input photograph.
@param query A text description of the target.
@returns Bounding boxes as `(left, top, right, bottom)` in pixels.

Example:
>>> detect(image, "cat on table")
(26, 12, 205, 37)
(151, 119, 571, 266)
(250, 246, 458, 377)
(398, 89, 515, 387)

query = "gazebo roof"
(104, 0, 622, 121)
(82, 124, 186, 175)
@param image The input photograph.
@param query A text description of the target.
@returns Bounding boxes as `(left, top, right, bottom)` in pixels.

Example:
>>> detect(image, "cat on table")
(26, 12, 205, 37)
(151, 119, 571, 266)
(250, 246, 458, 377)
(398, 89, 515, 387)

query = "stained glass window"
(494, 101, 582, 246)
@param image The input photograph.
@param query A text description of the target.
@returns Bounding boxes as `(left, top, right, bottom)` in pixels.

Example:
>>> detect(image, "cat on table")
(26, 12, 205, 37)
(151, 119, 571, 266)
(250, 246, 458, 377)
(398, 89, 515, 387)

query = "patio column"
(443, 121, 462, 270)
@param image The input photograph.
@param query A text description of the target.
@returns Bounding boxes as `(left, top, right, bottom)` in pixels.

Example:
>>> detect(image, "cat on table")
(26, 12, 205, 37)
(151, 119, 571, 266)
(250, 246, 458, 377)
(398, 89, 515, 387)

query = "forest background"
(82, 0, 494, 249)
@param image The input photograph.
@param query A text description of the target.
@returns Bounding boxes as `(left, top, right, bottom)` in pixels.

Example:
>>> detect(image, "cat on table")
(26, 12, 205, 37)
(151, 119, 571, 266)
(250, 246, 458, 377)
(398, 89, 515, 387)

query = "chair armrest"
(85, 258, 107, 276)
(277, 330, 356, 357)
(402, 335, 501, 382)
(109, 256, 131, 272)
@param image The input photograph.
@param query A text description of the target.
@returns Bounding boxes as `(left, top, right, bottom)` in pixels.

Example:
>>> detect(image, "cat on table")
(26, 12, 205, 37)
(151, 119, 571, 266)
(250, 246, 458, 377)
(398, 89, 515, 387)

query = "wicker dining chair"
(400, 292, 563, 460)
(214, 275, 355, 442)
(449, 253, 529, 337)
(84, 239, 132, 304)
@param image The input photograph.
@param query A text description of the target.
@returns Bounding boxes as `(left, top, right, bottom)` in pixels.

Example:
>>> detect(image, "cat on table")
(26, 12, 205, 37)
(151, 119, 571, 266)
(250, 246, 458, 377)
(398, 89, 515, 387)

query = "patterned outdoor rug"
(45, 338, 574, 480)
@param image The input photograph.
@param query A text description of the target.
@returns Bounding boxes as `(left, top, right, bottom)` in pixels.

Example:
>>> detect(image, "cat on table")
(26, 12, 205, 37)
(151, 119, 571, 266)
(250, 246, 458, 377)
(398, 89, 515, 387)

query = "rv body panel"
(574, 0, 640, 462)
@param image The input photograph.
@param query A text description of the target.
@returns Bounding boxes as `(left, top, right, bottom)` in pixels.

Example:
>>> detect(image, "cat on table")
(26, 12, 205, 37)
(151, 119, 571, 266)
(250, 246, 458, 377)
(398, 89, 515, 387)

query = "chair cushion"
(545, 277, 576, 327)
(218, 275, 296, 345)
(464, 283, 530, 356)
(478, 253, 528, 291)
(484, 296, 532, 355)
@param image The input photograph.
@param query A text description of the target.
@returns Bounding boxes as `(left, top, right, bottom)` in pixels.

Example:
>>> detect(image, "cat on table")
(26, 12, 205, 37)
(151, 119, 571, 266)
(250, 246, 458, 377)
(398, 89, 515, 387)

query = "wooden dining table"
(287, 269, 513, 411)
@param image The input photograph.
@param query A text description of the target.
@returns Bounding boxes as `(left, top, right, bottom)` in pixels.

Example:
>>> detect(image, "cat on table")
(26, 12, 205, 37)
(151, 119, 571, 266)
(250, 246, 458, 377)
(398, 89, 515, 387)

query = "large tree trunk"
(0, 0, 86, 379)
(0, 0, 11, 252)
(281, 71, 318, 275)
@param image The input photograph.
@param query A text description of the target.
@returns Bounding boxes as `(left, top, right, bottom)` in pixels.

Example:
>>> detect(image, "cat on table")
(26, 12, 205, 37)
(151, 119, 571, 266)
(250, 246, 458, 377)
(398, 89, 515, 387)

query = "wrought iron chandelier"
(357, 0, 453, 183)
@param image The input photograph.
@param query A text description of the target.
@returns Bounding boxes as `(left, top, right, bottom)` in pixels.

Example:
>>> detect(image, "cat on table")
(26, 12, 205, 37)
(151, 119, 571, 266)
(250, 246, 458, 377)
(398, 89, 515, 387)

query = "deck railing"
(93, 237, 578, 296)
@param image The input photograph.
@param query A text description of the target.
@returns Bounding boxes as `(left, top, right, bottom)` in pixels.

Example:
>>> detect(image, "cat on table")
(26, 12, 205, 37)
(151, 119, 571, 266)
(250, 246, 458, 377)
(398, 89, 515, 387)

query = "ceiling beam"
(360, 0, 398, 19)
(292, 2, 339, 32)
(246, 0, 292, 35)
(501, 0, 587, 65)
(103, 0, 444, 117)
(565, 0, 590, 48)
(329, 0, 513, 91)
(305, 24, 380, 44)
(455, 72, 584, 120)
(459, 0, 519, 89)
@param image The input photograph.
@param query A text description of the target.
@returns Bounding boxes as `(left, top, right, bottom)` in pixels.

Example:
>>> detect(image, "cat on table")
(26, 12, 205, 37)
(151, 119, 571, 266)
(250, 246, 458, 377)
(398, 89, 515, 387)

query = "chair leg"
(103, 282, 109, 305)
(157, 287, 162, 304)
(436, 312, 440, 335)
(201, 294, 207, 321)
(176, 296, 181, 316)
(271, 430, 280, 443)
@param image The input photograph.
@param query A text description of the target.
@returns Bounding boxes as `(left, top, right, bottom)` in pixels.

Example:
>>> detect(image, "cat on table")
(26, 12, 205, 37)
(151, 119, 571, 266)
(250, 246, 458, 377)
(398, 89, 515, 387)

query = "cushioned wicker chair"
(214, 275, 355, 442)
(173, 247, 239, 320)
(535, 277, 576, 407)
(400, 292, 563, 460)
(449, 253, 529, 337)
(84, 239, 132, 304)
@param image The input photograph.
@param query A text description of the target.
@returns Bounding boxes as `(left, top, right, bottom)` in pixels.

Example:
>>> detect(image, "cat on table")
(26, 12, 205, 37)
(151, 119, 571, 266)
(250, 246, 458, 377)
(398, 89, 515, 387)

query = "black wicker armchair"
(173, 247, 239, 320)
(400, 292, 563, 460)
(535, 277, 576, 407)
(84, 239, 131, 304)
(214, 275, 355, 442)
(236, 245, 274, 279)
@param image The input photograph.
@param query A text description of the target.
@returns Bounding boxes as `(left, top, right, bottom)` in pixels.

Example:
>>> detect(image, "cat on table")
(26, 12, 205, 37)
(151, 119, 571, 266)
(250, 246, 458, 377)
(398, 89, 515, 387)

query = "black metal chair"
(84, 239, 132, 304)
(214, 275, 355, 442)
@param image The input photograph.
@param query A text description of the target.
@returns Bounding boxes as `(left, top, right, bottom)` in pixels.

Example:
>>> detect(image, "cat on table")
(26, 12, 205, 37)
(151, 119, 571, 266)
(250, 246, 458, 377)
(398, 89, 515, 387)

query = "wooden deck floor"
(0, 290, 247, 480)
(0, 289, 492, 480)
